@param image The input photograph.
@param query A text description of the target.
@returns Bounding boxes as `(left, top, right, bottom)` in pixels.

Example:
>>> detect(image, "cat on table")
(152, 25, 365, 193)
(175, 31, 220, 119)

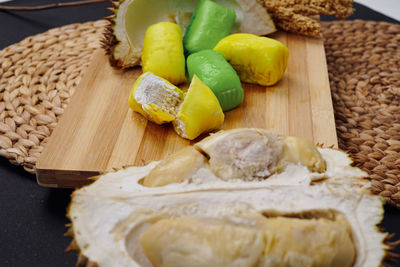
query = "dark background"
(0, 1, 399, 266)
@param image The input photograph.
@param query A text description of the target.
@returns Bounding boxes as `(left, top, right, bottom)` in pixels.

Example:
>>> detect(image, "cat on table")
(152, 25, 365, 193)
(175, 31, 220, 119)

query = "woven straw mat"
(0, 19, 399, 207)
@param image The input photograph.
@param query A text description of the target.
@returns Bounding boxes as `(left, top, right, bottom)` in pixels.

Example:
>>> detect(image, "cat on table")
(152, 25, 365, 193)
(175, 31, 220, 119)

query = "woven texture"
(0, 20, 106, 173)
(322, 20, 400, 207)
(0, 20, 399, 207)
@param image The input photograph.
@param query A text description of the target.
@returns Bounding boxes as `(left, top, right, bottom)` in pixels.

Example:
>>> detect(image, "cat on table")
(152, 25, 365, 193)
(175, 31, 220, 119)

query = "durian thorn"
(103, 29, 113, 35)
(112, 1, 120, 8)
(65, 239, 79, 252)
(386, 237, 400, 248)
(87, 261, 100, 267)
(104, 15, 114, 21)
(88, 175, 100, 181)
(64, 224, 74, 237)
(100, 42, 108, 49)
(383, 233, 400, 264)
(102, 32, 113, 40)
(76, 254, 89, 267)
(386, 251, 400, 259)
(107, 7, 116, 12)
(387, 240, 400, 247)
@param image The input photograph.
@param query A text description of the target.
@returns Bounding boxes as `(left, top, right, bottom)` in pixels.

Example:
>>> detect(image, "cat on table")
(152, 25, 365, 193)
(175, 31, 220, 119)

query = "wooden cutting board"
(36, 31, 337, 188)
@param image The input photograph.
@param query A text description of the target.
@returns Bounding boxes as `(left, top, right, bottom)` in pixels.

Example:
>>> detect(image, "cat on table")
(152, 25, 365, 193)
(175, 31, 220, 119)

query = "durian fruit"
(194, 128, 285, 180)
(140, 212, 356, 267)
(102, 0, 276, 68)
(68, 128, 392, 267)
(128, 72, 185, 125)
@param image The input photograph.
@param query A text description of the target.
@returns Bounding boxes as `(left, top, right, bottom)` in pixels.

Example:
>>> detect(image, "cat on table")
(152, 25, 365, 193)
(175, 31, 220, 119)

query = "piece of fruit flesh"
(195, 128, 284, 180)
(279, 136, 327, 173)
(140, 217, 264, 267)
(173, 75, 224, 140)
(142, 22, 186, 84)
(108, 0, 276, 67)
(139, 213, 355, 267)
(141, 129, 327, 184)
(194, 129, 328, 180)
(128, 72, 185, 124)
(260, 214, 355, 267)
(187, 49, 243, 111)
(183, 0, 236, 54)
(141, 146, 206, 187)
(214, 33, 289, 86)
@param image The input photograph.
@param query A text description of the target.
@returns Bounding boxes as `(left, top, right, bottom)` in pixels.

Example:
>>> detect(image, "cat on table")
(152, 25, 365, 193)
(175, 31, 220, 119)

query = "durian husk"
(67, 128, 397, 267)
(101, 1, 122, 67)
(67, 174, 390, 267)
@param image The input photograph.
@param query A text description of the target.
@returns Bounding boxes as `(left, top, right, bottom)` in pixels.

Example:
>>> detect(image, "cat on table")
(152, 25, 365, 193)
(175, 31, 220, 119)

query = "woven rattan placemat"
(0, 20, 106, 172)
(322, 20, 400, 207)
(0, 19, 399, 207)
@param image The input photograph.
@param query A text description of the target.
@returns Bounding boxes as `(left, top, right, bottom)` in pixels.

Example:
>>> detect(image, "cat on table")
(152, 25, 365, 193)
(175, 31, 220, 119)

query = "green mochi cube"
(187, 49, 243, 111)
(183, 0, 236, 55)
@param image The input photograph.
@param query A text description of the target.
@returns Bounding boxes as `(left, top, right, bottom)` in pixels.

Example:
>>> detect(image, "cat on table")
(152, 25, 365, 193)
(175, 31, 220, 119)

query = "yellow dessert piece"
(214, 33, 289, 86)
(173, 75, 224, 140)
(128, 72, 185, 125)
(142, 22, 186, 85)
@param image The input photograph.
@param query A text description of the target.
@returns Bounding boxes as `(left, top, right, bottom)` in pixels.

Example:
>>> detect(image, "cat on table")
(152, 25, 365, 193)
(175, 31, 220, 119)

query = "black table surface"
(0, 1, 399, 266)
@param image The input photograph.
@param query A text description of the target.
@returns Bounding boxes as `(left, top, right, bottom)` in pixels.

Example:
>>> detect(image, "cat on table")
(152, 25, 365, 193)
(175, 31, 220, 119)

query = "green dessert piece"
(183, 0, 236, 55)
(187, 49, 243, 111)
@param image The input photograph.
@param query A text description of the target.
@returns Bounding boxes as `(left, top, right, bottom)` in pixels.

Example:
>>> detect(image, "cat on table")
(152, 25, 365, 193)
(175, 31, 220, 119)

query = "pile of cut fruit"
(125, 0, 288, 140)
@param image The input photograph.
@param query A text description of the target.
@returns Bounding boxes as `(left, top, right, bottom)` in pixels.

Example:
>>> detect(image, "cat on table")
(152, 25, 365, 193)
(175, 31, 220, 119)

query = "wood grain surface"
(36, 31, 337, 188)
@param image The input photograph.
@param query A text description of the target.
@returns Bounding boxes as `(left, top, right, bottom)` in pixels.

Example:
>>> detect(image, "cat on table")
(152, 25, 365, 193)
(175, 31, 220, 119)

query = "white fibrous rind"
(69, 146, 386, 267)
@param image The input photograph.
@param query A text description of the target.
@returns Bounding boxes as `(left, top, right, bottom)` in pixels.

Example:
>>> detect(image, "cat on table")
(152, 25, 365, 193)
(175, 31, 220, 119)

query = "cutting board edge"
(36, 168, 98, 188)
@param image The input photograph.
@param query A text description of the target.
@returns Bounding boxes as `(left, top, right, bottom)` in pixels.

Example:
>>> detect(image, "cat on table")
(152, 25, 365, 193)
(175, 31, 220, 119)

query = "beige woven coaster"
(322, 20, 400, 208)
(0, 20, 106, 173)
(0, 19, 399, 207)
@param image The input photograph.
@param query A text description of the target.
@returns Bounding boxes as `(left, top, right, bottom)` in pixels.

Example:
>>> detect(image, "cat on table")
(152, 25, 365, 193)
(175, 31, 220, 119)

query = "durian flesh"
(140, 212, 356, 267)
(107, 0, 276, 67)
(68, 128, 387, 267)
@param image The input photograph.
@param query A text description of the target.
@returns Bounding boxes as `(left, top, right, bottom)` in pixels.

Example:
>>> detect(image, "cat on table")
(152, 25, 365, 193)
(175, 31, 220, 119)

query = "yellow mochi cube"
(142, 22, 186, 85)
(128, 72, 185, 125)
(173, 75, 224, 140)
(214, 33, 289, 86)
